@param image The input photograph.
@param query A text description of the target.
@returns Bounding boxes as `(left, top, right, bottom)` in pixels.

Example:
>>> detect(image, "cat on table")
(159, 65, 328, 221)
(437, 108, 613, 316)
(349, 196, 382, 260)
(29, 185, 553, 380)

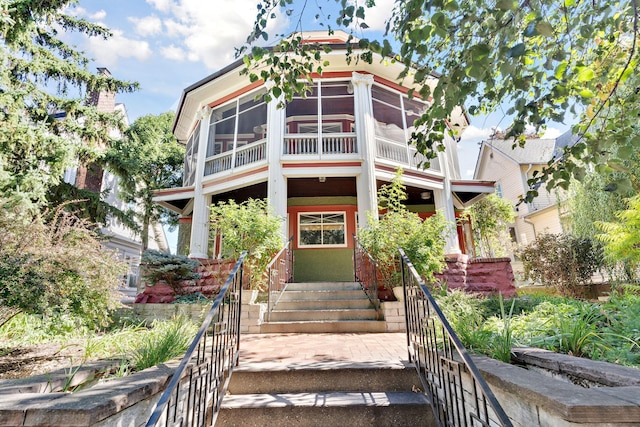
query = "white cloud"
(146, 0, 290, 70)
(542, 127, 563, 139)
(129, 15, 163, 37)
(161, 44, 186, 61)
(459, 125, 497, 143)
(86, 28, 153, 67)
(146, 0, 174, 13)
(89, 10, 107, 20)
(359, 0, 395, 32)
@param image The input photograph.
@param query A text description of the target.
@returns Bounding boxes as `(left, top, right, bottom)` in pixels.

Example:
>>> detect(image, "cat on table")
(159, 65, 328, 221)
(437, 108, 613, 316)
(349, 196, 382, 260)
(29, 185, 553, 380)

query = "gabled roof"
(474, 130, 576, 177)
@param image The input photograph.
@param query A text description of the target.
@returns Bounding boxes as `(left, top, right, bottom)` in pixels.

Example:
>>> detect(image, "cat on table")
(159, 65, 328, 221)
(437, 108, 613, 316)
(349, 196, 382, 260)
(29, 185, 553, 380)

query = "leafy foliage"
(358, 169, 451, 289)
(519, 234, 604, 297)
(140, 250, 200, 293)
(0, 202, 127, 328)
(463, 193, 515, 258)
(240, 1, 639, 199)
(209, 198, 284, 290)
(597, 195, 640, 281)
(0, 1, 138, 210)
(106, 112, 184, 250)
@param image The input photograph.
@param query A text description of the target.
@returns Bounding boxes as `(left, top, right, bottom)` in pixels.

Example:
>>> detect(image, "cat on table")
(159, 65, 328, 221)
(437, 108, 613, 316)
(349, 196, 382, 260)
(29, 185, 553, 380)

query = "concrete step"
(228, 361, 420, 394)
(286, 282, 362, 291)
(260, 320, 386, 334)
(218, 361, 435, 427)
(269, 308, 379, 322)
(216, 391, 432, 427)
(279, 289, 367, 301)
(275, 298, 375, 311)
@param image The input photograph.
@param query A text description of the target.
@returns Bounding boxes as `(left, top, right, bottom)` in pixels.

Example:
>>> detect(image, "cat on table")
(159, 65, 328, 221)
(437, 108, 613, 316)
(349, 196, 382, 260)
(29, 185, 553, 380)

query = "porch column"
(352, 72, 377, 229)
(435, 142, 461, 254)
(266, 85, 288, 240)
(189, 107, 212, 258)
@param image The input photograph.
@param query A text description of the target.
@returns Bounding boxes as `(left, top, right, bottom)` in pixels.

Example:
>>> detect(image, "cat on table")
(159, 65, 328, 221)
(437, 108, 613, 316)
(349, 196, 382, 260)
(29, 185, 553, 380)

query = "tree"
(463, 193, 515, 258)
(106, 112, 184, 250)
(0, 1, 137, 209)
(239, 1, 639, 198)
(597, 195, 640, 282)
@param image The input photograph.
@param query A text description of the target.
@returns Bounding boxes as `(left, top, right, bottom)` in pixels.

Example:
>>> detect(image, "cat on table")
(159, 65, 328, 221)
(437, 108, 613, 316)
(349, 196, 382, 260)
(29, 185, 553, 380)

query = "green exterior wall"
(293, 248, 353, 282)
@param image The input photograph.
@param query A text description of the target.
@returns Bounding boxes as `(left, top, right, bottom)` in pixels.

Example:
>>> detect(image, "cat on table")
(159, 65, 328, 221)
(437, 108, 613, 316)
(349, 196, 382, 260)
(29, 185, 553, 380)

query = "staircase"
(217, 361, 435, 426)
(261, 282, 386, 333)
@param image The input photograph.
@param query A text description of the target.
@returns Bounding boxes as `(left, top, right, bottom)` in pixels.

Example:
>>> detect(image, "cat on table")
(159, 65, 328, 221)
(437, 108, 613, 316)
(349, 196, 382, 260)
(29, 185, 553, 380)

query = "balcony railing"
(204, 140, 266, 176)
(284, 133, 357, 155)
(377, 137, 441, 172)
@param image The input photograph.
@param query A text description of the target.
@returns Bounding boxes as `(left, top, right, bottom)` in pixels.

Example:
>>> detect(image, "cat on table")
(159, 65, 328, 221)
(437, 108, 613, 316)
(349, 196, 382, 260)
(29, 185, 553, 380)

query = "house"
(155, 31, 495, 282)
(473, 131, 575, 248)
(63, 68, 168, 288)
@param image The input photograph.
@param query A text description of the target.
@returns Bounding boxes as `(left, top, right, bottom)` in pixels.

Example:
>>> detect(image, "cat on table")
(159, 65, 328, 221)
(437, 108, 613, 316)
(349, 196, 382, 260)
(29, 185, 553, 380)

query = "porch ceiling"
(288, 177, 357, 198)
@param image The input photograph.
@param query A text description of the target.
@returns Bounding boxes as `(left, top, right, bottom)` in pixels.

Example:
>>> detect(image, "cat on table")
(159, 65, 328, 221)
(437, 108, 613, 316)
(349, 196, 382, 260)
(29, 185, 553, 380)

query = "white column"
(435, 147, 461, 254)
(189, 107, 212, 258)
(352, 72, 378, 229)
(266, 87, 288, 241)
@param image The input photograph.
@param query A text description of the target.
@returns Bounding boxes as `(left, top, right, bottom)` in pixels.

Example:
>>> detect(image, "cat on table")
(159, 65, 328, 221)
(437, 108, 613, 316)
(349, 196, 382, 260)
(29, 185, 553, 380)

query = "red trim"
(308, 71, 354, 79)
(288, 204, 358, 250)
(179, 217, 192, 224)
(202, 165, 269, 188)
(283, 161, 361, 168)
(375, 164, 444, 183)
(153, 187, 195, 196)
(207, 80, 264, 109)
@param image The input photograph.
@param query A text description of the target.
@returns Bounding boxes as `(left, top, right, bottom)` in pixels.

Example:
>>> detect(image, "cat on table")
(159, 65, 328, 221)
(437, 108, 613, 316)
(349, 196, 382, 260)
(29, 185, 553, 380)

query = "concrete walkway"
(238, 333, 410, 364)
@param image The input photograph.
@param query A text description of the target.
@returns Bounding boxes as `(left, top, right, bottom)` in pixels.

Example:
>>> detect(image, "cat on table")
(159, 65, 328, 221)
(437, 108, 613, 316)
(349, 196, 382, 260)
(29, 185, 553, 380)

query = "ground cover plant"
(435, 287, 640, 367)
(0, 312, 198, 381)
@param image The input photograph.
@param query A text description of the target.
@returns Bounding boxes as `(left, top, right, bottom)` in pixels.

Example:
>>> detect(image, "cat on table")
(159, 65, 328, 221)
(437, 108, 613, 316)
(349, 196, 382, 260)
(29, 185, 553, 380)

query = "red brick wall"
(436, 255, 516, 297)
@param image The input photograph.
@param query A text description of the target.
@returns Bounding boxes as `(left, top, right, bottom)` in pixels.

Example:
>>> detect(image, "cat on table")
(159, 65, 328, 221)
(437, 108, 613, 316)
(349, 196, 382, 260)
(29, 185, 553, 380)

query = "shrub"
(358, 169, 452, 289)
(519, 233, 603, 297)
(140, 250, 200, 293)
(210, 198, 283, 291)
(131, 316, 197, 371)
(0, 202, 127, 328)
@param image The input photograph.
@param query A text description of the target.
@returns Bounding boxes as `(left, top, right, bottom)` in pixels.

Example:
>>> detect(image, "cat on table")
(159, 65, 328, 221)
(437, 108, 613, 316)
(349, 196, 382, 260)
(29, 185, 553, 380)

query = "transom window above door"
(298, 212, 346, 247)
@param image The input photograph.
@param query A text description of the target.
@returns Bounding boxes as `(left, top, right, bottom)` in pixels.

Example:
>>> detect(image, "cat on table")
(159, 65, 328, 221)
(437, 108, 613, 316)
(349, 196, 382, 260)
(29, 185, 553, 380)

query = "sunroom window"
(298, 212, 346, 247)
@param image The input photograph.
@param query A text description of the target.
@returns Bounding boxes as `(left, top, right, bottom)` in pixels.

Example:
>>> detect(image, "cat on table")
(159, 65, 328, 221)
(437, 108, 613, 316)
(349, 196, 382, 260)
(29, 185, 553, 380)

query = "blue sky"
(69, 0, 566, 179)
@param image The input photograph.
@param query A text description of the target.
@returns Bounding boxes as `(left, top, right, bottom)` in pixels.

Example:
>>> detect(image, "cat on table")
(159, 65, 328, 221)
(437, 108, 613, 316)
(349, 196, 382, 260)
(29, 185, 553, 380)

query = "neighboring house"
(155, 31, 494, 282)
(63, 68, 168, 288)
(473, 131, 575, 248)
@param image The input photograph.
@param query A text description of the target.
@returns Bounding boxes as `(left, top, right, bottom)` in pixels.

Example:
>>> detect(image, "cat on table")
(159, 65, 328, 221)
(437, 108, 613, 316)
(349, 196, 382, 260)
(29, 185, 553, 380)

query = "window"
(298, 212, 346, 247)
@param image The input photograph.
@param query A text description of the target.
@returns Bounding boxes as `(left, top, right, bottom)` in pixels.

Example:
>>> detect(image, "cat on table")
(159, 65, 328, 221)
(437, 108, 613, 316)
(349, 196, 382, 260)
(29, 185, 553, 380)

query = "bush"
(140, 250, 200, 293)
(519, 233, 603, 297)
(358, 169, 452, 289)
(0, 202, 127, 328)
(210, 198, 283, 291)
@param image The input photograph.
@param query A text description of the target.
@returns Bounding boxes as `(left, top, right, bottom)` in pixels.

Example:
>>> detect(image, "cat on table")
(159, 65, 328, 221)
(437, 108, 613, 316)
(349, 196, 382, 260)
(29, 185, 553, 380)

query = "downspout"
(522, 163, 537, 238)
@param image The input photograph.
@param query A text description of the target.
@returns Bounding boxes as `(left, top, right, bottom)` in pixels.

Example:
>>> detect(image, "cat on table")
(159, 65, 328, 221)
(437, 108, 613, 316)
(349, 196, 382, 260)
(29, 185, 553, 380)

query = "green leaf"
(535, 21, 554, 37)
(579, 88, 595, 98)
(555, 61, 568, 79)
(508, 43, 526, 58)
(496, 0, 517, 10)
(577, 67, 595, 82)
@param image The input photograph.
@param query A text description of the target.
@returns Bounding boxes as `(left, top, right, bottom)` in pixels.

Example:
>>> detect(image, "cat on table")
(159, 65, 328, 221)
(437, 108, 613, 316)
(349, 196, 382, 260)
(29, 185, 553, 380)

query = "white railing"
(204, 140, 266, 176)
(284, 133, 357, 155)
(377, 137, 440, 172)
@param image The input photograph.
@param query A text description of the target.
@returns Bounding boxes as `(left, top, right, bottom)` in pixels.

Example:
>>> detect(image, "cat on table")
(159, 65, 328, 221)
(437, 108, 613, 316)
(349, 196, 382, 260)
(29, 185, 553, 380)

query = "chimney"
(86, 67, 116, 112)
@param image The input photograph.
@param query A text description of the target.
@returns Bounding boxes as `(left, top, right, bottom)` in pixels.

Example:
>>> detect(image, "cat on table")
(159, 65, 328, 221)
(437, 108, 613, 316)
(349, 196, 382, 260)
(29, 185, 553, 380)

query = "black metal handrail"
(399, 248, 513, 427)
(266, 236, 294, 321)
(353, 234, 380, 316)
(145, 251, 247, 427)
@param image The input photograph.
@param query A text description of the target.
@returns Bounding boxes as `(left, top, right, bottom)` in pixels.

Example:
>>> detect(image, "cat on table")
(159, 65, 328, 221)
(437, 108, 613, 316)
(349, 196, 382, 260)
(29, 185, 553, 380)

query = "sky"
(68, 0, 568, 179)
